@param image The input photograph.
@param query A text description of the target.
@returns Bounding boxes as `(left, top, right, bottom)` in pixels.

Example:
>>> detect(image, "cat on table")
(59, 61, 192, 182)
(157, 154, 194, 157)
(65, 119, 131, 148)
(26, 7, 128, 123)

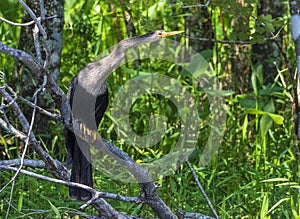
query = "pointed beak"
(161, 31, 184, 38)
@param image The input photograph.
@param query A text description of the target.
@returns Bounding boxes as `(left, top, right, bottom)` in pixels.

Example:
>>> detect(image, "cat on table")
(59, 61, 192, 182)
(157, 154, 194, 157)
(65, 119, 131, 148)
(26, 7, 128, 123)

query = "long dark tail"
(66, 130, 93, 201)
(65, 78, 109, 201)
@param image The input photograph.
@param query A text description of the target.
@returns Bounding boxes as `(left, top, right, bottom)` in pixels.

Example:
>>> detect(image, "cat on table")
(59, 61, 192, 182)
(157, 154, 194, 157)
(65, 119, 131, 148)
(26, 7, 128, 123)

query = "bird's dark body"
(65, 77, 108, 201)
(64, 30, 183, 201)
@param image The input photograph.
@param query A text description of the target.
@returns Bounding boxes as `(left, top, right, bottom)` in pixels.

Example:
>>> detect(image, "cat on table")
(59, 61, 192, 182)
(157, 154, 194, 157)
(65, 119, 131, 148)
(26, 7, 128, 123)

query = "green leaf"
(238, 32, 249, 41)
(242, 114, 248, 141)
(131, 203, 143, 215)
(260, 178, 289, 183)
(263, 100, 275, 113)
(260, 114, 273, 136)
(265, 22, 275, 33)
(48, 200, 61, 219)
(256, 64, 264, 85)
(268, 198, 289, 214)
(200, 49, 213, 62)
(245, 109, 265, 115)
(186, 53, 209, 78)
(245, 109, 284, 125)
(238, 97, 256, 108)
(17, 192, 23, 212)
(267, 113, 284, 125)
(252, 33, 265, 44)
(260, 194, 269, 219)
(204, 89, 235, 96)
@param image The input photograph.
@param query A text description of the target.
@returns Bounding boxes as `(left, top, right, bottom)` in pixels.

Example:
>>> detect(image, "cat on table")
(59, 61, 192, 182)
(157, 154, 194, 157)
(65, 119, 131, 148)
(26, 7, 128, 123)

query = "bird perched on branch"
(65, 30, 184, 201)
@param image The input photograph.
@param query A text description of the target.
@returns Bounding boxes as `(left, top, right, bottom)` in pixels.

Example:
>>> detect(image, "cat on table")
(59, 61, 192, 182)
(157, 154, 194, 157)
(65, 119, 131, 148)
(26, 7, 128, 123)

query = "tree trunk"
(13, 0, 64, 134)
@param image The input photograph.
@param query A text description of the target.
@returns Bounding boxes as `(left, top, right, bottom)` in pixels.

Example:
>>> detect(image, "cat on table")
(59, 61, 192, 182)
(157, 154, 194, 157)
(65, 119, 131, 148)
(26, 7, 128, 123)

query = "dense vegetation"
(0, 0, 299, 218)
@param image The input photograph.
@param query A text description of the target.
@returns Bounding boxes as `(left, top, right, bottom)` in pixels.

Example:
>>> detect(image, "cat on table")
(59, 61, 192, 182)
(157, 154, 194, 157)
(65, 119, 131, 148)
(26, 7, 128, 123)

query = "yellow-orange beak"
(161, 30, 184, 38)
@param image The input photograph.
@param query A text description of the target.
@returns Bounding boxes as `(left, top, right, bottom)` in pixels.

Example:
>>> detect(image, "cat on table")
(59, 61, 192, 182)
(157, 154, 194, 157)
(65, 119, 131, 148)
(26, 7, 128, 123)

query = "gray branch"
(0, 159, 45, 168)
(0, 41, 72, 129)
(0, 117, 26, 140)
(74, 122, 178, 219)
(185, 161, 219, 219)
(17, 0, 47, 39)
(18, 95, 61, 121)
(0, 165, 142, 219)
(0, 82, 69, 180)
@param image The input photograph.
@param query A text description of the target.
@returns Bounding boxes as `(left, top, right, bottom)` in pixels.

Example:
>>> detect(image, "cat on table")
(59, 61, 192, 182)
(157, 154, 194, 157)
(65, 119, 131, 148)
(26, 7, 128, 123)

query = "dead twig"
(185, 160, 219, 219)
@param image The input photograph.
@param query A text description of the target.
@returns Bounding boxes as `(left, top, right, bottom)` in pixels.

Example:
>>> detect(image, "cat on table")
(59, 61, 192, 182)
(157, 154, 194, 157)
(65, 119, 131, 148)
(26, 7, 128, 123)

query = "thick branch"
(74, 121, 178, 219)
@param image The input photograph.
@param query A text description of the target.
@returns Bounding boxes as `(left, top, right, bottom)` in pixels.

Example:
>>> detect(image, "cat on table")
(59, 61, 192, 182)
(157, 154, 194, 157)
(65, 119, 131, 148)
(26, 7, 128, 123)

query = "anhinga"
(65, 30, 183, 201)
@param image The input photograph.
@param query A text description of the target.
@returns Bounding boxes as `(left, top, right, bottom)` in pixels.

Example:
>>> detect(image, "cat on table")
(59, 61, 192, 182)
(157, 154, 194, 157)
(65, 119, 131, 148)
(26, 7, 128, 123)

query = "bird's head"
(141, 30, 184, 42)
(155, 30, 184, 38)
(118, 30, 184, 50)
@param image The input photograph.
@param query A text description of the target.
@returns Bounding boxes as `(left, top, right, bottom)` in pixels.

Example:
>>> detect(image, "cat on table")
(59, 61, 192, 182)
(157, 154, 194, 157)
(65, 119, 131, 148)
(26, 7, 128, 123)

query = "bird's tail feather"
(69, 139, 93, 201)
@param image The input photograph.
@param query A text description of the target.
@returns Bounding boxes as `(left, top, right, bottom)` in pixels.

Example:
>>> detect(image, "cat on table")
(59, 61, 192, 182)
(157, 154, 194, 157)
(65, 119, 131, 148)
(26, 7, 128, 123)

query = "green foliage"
(0, 0, 22, 76)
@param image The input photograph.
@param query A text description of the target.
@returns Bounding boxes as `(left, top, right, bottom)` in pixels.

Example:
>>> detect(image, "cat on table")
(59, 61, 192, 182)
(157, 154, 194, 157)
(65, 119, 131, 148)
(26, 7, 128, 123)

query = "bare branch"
(187, 36, 252, 45)
(0, 159, 139, 205)
(2, 198, 31, 219)
(0, 159, 45, 168)
(91, 198, 139, 219)
(0, 72, 49, 200)
(0, 7, 216, 217)
(0, 87, 30, 131)
(0, 165, 90, 194)
(5, 179, 15, 219)
(17, 0, 47, 39)
(0, 72, 17, 110)
(0, 42, 72, 129)
(0, 16, 57, 27)
(0, 16, 37, 26)
(0, 42, 41, 73)
(18, 95, 61, 121)
(33, 23, 43, 64)
(0, 117, 26, 140)
(178, 209, 216, 219)
(81, 192, 139, 209)
(31, 1, 50, 67)
(0, 71, 59, 127)
(0, 40, 175, 217)
(185, 160, 219, 219)
(73, 121, 178, 219)
(39, 0, 46, 20)
(0, 165, 142, 219)
(0, 78, 69, 180)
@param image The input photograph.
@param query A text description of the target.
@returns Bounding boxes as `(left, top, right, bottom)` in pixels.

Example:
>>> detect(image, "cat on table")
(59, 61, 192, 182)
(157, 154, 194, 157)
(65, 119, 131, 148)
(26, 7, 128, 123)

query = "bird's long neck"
(77, 35, 153, 96)
(76, 47, 124, 96)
